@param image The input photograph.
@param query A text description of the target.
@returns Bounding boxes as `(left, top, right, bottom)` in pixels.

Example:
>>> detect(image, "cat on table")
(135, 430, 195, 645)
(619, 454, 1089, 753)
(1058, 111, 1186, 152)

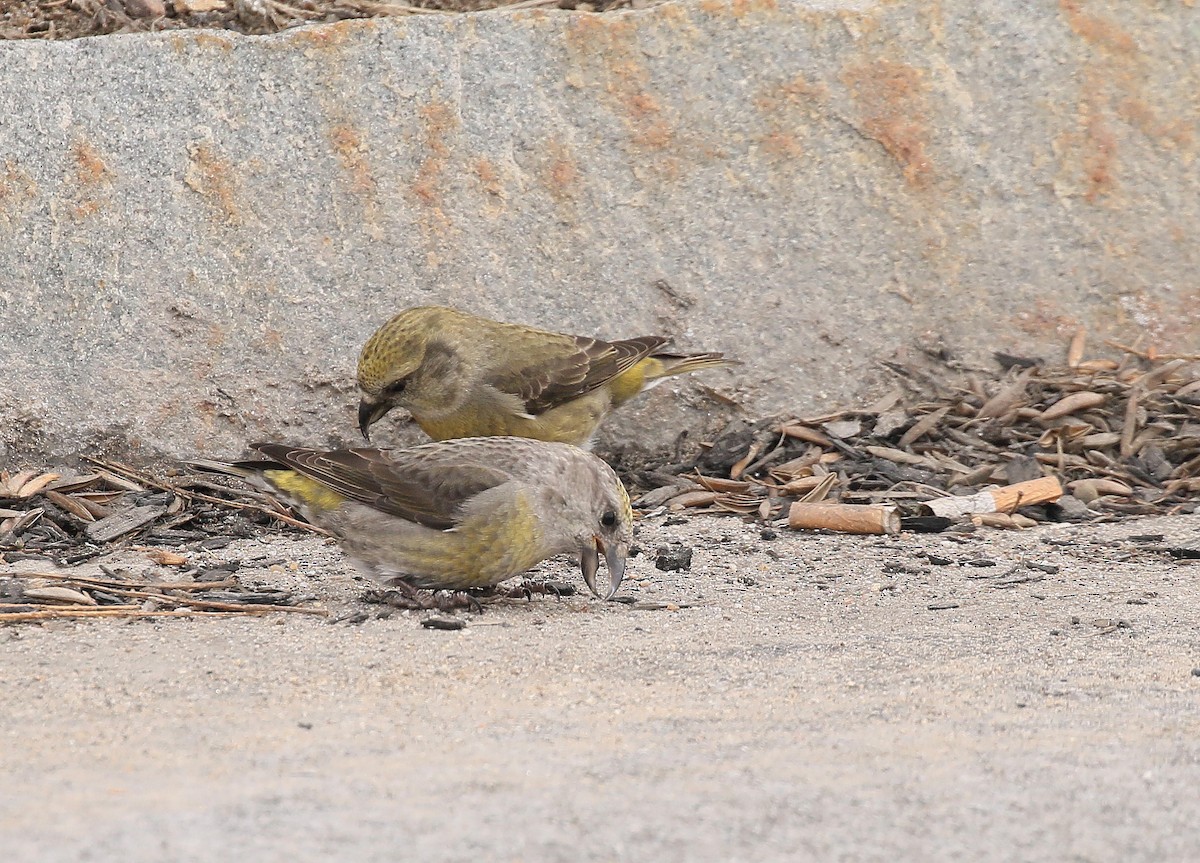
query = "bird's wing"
(490, 334, 669, 415)
(253, 443, 512, 530)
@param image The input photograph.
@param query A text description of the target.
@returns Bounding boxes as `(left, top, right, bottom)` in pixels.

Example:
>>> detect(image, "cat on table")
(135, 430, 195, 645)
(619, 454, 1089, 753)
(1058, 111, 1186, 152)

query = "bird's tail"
(642, 352, 736, 382)
(186, 457, 282, 493)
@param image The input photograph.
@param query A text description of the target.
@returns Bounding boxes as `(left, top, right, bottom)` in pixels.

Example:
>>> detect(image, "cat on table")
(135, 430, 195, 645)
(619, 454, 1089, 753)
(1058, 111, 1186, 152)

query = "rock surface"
(0, 0, 1196, 463)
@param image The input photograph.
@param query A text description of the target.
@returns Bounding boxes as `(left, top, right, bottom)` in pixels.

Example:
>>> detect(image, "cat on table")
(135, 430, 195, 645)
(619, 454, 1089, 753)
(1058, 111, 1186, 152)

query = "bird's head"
(357, 307, 464, 440)
(575, 466, 634, 601)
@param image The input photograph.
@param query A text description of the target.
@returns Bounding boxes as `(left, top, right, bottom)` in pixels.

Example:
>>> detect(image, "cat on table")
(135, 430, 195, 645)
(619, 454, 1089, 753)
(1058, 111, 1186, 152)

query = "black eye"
(600, 510, 617, 528)
(384, 379, 407, 396)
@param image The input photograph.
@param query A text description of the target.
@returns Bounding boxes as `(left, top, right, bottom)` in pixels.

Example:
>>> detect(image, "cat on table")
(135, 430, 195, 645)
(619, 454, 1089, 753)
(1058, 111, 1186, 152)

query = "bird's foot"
(362, 584, 483, 613)
(495, 579, 577, 601)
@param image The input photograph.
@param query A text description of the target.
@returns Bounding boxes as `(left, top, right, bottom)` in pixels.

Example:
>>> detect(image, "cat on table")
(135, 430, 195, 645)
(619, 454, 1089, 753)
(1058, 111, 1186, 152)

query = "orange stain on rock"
(68, 138, 114, 221)
(474, 158, 502, 197)
(259, 327, 284, 351)
(547, 148, 579, 201)
(1081, 106, 1116, 203)
(564, 15, 678, 167)
(698, 0, 777, 17)
(760, 131, 803, 159)
(754, 73, 826, 163)
(330, 123, 377, 199)
(1060, 0, 1138, 55)
(170, 32, 234, 54)
(841, 59, 933, 188)
(1117, 98, 1194, 150)
(185, 140, 241, 225)
(1012, 299, 1079, 339)
(411, 100, 458, 236)
(73, 140, 112, 186)
(730, 0, 777, 17)
(288, 19, 360, 52)
(0, 160, 37, 230)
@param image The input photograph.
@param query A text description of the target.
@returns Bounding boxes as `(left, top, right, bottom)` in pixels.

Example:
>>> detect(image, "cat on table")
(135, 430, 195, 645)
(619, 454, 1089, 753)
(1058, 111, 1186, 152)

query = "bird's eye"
(600, 510, 617, 528)
(384, 379, 407, 396)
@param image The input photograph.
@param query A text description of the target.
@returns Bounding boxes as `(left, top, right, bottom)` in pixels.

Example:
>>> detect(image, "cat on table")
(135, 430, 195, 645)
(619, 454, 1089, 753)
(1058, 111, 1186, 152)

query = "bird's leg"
(361, 581, 428, 609)
(362, 583, 486, 613)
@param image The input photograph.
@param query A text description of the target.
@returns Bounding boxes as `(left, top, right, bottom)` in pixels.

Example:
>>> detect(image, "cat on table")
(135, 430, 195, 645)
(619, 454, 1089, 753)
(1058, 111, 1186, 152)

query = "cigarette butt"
(927, 476, 1063, 518)
(788, 502, 901, 535)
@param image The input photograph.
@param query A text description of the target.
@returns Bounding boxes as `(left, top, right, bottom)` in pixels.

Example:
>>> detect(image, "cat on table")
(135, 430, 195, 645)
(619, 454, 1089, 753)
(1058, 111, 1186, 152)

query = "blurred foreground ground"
(4, 510, 1200, 862)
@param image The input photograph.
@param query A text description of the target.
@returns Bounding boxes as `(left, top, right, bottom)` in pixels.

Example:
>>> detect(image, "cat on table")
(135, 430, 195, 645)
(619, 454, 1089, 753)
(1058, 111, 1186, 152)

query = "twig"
(3, 571, 237, 592)
(0, 607, 324, 623)
(84, 457, 330, 536)
(58, 583, 322, 615)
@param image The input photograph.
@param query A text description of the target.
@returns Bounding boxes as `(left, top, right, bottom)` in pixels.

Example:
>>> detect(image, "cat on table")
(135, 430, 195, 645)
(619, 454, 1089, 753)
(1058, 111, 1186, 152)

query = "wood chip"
(692, 475, 751, 493)
(16, 473, 62, 498)
(976, 368, 1034, 419)
(22, 586, 97, 606)
(43, 489, 97, 522)
(84, 505, 168, 543)
(779, 424, 833, 447)
(1067, 326, 1087, 368)
(666, 491, 722, 509)
(1068, 478, 1133, 498)
(865, 446, 928, 466)
(897, 407, 949, 448)
(0, 470, 38, 498)
(141, 548, 188, 566)
(1039, 391, 1107, 421)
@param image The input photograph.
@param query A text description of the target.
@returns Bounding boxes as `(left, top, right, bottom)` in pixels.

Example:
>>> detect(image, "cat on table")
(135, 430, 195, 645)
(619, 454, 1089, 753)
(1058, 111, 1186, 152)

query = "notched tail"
(644, 352, 737, 381)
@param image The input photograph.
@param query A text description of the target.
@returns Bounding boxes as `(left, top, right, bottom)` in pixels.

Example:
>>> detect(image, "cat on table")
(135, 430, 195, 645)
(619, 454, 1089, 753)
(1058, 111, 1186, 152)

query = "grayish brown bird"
(356, 305, 733, 446)
(192, 437, 632, 600)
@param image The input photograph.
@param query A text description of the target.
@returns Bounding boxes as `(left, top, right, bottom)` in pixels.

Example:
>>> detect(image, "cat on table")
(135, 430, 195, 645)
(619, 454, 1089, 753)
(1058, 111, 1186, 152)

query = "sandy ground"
(4, 510, 1200, 862)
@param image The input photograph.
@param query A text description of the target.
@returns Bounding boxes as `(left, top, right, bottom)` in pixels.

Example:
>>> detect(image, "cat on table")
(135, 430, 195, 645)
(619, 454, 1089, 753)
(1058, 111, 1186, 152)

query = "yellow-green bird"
(356, 306, 732, 446)
(192, 437, 632, 599)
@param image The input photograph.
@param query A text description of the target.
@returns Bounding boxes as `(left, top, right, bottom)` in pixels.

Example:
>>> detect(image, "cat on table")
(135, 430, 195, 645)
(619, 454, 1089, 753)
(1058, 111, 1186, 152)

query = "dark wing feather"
(252, 443, 511, 530)
(492, 335, 668, 415)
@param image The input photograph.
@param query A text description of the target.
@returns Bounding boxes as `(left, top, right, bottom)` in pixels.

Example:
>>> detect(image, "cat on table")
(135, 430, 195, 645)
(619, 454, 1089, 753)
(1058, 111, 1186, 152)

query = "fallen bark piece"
(926, 476, 1063, 519)
(84, 505, 167, 543)
(788, 503, 900, 535)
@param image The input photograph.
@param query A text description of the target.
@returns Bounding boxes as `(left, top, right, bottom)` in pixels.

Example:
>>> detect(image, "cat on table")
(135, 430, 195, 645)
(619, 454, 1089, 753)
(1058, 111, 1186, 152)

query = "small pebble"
(655, 543, 693, 572)
(1026, 561, 1059, 574)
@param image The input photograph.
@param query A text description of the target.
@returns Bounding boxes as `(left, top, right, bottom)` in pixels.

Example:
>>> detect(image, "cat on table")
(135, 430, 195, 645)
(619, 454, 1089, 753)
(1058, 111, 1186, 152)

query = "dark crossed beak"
(581, 535, 627, 601)
(357, 399, 391, 442)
